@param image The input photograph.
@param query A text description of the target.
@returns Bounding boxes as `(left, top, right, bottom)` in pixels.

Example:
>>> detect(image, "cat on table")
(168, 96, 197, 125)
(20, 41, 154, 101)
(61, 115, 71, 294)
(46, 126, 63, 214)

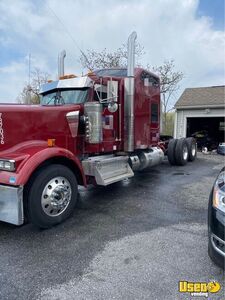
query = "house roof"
(175, 85, 225, 108)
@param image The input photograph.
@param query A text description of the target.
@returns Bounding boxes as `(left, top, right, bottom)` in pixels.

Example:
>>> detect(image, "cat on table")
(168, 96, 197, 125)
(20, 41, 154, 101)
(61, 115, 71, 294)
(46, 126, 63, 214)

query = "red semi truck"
(0, 32, 196, 228)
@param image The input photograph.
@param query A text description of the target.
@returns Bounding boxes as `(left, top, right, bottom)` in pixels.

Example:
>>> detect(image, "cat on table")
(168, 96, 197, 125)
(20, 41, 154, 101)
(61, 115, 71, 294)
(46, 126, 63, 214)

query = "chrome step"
(82, 155, 134, 186)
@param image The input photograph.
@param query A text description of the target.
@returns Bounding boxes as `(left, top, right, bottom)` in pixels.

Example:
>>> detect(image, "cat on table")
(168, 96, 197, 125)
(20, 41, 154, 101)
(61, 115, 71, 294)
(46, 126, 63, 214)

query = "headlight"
(213, 170, 225, 213)
(0, 159, 15, 171)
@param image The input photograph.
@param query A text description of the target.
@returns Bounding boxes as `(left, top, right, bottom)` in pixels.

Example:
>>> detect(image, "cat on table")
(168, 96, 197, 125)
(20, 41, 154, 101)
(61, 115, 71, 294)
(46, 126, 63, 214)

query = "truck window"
(40, 88, 88, 105)
(94, 91, 107, 102)
(93, 84, 108, 102)
(141, 72, 159, 87)
(151, 103, 159, 123)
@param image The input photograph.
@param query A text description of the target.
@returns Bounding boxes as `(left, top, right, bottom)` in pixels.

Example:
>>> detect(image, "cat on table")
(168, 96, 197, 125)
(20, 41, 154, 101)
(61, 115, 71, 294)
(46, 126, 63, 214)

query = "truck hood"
(0, 104, 81, 153)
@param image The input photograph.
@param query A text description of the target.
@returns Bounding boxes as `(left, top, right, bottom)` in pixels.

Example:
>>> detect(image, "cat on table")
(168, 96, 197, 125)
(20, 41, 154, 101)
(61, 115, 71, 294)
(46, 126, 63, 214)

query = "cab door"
(94, 80, 120, 152)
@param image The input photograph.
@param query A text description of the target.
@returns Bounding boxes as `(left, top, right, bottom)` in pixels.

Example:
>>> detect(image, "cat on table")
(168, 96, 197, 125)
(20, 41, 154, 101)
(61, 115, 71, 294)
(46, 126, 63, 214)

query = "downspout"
(124, 31, 137, 152)
(58, 50, 66, 78)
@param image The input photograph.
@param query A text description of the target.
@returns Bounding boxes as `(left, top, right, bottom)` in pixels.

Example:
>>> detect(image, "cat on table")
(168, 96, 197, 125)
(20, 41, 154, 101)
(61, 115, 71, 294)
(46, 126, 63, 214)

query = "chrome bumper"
(211, 233, 225, 258)
(0, 185, 24, 225)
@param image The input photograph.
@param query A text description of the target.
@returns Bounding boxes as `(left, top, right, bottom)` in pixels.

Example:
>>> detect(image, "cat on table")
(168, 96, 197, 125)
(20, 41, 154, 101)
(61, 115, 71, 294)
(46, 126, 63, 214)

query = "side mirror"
(94, 80, 118, 105)
(107, 80, 118, 102)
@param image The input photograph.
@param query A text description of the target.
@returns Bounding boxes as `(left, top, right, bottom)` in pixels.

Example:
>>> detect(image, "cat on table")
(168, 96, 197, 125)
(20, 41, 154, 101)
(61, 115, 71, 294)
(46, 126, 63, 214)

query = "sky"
(0, 0, 224, 103)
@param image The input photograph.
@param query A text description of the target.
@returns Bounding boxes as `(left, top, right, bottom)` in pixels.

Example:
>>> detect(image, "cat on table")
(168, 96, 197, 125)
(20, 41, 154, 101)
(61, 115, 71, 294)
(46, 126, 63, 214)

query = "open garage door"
(186, 117, 225, 150)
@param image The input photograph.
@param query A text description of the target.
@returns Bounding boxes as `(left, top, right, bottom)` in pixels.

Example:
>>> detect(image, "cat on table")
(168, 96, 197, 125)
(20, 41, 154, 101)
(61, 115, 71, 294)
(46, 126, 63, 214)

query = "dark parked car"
(208, 167, 225, 269)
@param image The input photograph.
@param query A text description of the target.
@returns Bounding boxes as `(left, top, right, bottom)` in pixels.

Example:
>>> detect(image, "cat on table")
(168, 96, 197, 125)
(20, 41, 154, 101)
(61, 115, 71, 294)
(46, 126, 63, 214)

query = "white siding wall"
(174, 107, 225, 138)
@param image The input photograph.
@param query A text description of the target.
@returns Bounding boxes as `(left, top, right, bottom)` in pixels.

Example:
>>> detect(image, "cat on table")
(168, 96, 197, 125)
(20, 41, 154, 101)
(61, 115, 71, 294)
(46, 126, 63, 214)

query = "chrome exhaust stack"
(58, 50, 66, 78)
(124, 31, 137, 152)
(127, 31, 137, 77)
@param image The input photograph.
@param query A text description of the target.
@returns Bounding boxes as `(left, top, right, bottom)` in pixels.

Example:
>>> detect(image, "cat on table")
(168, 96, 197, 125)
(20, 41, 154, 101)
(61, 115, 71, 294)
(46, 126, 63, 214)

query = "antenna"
(46, 4, 92, 70)
(28, 53, 31, 86)
(28, 53, 31, 104)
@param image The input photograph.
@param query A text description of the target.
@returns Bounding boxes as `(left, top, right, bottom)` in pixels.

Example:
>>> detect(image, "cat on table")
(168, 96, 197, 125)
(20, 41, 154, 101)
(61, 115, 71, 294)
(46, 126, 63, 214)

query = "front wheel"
(27, 164, 78, 228)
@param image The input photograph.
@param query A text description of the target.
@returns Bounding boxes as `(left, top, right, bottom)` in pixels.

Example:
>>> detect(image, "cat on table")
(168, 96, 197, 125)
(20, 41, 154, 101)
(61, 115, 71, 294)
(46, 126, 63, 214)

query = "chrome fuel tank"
(129, 147, 164, 171)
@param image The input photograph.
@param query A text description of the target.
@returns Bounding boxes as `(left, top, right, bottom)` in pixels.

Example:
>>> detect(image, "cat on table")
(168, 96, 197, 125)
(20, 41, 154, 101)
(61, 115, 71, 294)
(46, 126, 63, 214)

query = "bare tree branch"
(80, 43, 145, 70)
(17, 68, 49, 104)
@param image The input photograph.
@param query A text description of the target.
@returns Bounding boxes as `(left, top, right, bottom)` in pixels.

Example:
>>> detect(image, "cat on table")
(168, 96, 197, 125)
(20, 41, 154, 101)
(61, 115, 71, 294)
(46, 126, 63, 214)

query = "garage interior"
(186, 117, 225, 149)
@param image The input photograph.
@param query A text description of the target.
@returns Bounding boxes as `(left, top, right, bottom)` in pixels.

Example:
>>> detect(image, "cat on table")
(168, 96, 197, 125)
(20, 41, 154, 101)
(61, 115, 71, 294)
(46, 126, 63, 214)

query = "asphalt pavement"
(0, 153, 224, 300)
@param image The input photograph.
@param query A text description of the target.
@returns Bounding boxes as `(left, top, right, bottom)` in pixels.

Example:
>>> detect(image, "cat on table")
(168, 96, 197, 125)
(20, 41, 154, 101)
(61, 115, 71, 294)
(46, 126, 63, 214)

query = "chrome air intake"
(124, 31, 137, 152)
(58, 50, 66, 78)
(84, 102, 102, 144)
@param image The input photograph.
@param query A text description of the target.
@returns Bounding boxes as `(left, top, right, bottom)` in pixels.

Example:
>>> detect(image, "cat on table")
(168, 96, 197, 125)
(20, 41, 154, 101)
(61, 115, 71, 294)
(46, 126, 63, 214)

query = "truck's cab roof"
(93, 67, 159, 80)
(39, 68, 159, 95)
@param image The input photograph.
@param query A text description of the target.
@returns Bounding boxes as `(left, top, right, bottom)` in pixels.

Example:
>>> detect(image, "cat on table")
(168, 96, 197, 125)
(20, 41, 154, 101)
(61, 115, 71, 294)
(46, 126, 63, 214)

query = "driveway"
(0, 153, 224, 299)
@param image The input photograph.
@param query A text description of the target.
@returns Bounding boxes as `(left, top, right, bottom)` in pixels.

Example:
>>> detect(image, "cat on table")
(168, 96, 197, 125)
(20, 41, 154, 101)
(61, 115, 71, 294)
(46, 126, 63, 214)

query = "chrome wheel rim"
(191, 144, 196, 157)
(183, 145, 188, 161)
(41, 176, 72, 217)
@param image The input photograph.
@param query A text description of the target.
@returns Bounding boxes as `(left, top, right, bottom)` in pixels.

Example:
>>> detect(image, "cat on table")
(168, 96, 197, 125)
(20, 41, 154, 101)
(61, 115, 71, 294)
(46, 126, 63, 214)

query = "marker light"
(47, 139, 56, 147)
(59, 74, 76, 80)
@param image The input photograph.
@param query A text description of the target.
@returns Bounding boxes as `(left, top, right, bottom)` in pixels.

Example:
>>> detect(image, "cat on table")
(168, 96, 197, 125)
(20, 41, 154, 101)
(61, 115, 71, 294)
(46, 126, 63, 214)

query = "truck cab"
(0, 32, 194, 228)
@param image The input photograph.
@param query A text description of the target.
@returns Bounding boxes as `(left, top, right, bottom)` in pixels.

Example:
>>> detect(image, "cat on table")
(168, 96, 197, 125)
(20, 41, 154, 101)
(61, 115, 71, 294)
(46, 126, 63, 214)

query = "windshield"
(40, 88, 88, 105)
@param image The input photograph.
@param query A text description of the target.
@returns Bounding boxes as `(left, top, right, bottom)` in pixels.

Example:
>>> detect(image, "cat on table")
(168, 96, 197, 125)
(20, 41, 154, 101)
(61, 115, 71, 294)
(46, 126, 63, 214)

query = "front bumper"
(210, 233, 225, 258)
(0, 185, 24, 225)
(209, 232, 225, 269)
(208, 200, 225, 269)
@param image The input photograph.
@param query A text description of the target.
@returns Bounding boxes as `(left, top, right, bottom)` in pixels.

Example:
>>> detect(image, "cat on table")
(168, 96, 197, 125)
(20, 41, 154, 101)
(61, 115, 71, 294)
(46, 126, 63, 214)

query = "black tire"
(167, 139, 177, 165)
(186, 137, 197, 161)
(175, 138, 189, 166)
(27, 164, 78, 228)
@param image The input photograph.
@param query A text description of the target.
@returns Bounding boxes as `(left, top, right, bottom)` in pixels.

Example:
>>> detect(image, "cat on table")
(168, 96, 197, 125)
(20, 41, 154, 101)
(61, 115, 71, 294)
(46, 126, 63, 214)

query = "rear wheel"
(186, 137, 197, 161)
(175, 138, 189, 166)
(167, 139, 177, 165)
(27, 164, 78, 228)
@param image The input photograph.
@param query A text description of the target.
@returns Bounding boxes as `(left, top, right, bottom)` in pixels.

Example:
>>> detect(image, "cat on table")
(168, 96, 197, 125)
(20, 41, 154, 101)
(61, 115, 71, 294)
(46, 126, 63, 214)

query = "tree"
(80, 42, 145, 70)
(17, 68, 49, 104)
(161, 111, 175, 136)
(80, 47, 183, 134)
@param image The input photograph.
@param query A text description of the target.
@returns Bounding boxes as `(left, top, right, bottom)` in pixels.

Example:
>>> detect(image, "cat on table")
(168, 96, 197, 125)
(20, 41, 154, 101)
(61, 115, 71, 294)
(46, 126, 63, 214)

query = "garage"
(174, 86, 225, 149)
(186, 117, 224, 148)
